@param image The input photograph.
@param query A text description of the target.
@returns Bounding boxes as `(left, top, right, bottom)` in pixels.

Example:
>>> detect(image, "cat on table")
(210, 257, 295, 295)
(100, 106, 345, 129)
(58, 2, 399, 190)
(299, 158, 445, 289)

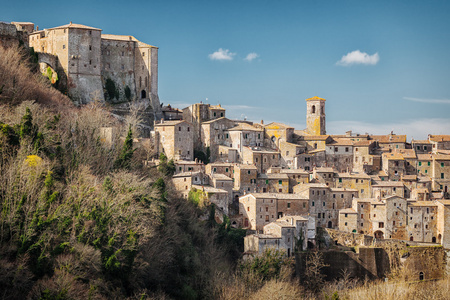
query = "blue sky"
(3, 0, 450, 139)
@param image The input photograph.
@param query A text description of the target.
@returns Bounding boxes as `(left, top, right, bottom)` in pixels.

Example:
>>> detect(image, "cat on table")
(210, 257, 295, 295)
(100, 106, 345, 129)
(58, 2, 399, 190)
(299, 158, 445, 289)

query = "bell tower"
(306, 96, 326, 136)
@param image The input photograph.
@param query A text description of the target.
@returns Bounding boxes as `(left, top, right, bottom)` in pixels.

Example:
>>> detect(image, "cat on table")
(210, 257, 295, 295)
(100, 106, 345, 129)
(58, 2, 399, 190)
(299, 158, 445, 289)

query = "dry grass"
(0, 45, 72, 109)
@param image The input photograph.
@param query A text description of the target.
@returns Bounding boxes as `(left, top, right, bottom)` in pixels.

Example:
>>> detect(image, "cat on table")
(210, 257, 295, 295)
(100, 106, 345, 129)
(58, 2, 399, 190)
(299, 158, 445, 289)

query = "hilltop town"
(2, 20, 450, 287)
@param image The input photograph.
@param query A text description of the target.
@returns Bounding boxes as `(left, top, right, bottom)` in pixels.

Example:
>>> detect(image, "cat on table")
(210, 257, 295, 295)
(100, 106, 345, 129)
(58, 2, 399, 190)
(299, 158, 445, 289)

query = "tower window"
(311, 105, 316, 114)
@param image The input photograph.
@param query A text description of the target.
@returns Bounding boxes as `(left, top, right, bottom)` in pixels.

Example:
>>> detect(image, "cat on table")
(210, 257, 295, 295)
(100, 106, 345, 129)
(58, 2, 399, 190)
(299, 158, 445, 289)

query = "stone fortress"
(0, 21, 161, 120)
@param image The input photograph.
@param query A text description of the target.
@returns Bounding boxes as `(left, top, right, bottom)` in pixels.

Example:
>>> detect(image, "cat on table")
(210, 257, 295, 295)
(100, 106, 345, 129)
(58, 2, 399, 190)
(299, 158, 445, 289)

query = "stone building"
(305, 96, 326, 136)
(154, 120, 194, 160)
(233, 164, 258, 194)
(244, 216, 311, 257)
(242, 146, 281, 174)
(183, 103, 226, 149)
(257, 173, 289, 193)
(28, 22, 160, 109)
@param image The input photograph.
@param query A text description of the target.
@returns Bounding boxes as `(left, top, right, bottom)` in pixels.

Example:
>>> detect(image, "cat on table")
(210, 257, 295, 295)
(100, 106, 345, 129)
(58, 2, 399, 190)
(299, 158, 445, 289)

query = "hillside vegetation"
(0, 45, 240, 299)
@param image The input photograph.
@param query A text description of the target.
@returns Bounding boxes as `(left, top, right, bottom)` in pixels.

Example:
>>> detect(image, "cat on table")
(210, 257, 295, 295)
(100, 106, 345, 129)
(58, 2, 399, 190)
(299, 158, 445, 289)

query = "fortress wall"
(101, 38, 136, 103)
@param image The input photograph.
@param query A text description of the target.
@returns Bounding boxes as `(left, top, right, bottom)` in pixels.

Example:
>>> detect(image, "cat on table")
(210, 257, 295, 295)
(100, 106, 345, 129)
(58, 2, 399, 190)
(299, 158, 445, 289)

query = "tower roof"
(306, 96, 326, 101)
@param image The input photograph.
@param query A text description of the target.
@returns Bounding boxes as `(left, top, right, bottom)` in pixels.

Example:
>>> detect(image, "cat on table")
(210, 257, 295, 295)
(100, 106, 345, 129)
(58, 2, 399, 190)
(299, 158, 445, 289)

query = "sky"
(2, 0, 450, 139)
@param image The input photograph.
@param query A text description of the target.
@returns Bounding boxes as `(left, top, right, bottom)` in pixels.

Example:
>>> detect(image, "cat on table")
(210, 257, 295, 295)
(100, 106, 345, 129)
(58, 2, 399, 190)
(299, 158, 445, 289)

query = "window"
(142, 52, 145, 56)
(318, 213, 321, 218)
(278, 180, 282, 185)
(225, 168, 228, 172)
(303, 202, 306, 208)
(221, 112, 223, 117)
(428, 161, 431, 166)
(419, 162, 422, 166)
(121, 64, 124, 70)
(311, 105, 316, 113)
(333, 194, 336, 199)
(322, 213, 325, 218)
(214, 112, 216, 117)
(335, 147, 338, 152)
(441, 163, 445, 167)
(345, 147, 349, 152)
(345, 213, 348, 217)
(345, 222, 348, 226)
(341, 194, 344, 198)
(323, 202, 325, 206)
(248, 170, 251, 175)
(89, 30, 92, 35)
(393, 221, 395, 226)
(312, 201, 315, 206)
(379, 222, 384, 228)
(265, 180, 269, 184)
(361, 214, 364, 218)
(63, 44, 66, 49)
(89, 60, 92, 65)
(442, 173, 445, 179)
(89, 45, 92, 51)
(339, 178, 342, 183)
(323, 191, 326, 195)
(287, 202, 291, 208)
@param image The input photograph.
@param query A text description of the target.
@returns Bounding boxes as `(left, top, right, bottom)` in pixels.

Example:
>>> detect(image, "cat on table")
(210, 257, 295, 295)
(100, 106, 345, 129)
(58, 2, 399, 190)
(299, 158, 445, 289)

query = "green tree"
(20, 107, 34, 139)
(114, 125, 134, 169)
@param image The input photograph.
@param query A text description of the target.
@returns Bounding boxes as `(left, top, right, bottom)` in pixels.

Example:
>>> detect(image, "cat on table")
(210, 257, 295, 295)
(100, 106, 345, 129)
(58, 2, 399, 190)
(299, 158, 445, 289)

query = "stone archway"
(374, 231, 384, 239)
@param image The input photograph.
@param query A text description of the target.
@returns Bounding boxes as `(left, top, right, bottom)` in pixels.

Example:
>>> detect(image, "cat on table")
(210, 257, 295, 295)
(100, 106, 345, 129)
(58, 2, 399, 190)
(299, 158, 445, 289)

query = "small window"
(323, 202, 325, 206)
(278, 180, 282, 185)
(142, 52, 145, 56)
(312, 201, 315, 207)
(339, 178, 342, 183)
(441, 163, 444, 167)
(248, 170, 251, 175)
(345, 213, 348, 217)
(63, 44, 66, 49)
(89, 45, 92, 51)
(287, 202, 291, 208)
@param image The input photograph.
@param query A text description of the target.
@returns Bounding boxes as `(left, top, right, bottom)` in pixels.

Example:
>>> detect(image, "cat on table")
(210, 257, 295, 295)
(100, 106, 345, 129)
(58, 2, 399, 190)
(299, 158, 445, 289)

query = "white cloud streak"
(244, 52, 259, 62)
(336, 50, 379, 66)
(208, 48, 236, 61)
(403, 97, 450, 104)
(327, 118, 450, 140)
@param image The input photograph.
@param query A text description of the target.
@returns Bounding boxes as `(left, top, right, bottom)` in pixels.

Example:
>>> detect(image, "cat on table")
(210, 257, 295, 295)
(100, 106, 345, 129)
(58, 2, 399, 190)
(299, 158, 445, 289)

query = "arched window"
(311, 105, 316, 114)
(419, 272, 424, 281)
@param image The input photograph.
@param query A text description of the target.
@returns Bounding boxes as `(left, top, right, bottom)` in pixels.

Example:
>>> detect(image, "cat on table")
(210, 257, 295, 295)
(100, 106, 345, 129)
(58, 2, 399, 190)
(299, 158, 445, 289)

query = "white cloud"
(403, 97, 450, 104)
(208, 48, 236, 61)
(327, 118, 450, 140)
(244, 52, 259, 62)
(336, 50, 379, 66)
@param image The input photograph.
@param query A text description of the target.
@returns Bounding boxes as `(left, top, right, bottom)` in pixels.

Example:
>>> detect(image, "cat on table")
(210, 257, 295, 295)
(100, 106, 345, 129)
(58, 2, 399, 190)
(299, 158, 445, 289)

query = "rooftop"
(306, 96, 326, 101)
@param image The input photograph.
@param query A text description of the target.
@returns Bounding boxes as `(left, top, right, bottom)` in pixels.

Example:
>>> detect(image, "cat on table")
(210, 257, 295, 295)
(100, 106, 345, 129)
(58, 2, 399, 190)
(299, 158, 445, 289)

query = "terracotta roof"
(306, 96, 326, 101)
(211, 174, 232, 180)
(337, 172, 371, 179)
(210, 105, 226, 111)
(409, 201, 437, 207)
(412, 139, 431, 144)
(101, 34, 156, 48)
(417, 154, 433, 161)
(353, 140, 375, 146)
(239, 193, 277, 199)
(303, 135, 330, 141)
(155, 120, 185, 126)
(395, 149, 416, 159)
(264, 122, 294, 129)
(192, 185, 228, 193)
(371, 134, 407, 143)
(314, 167, 335, 173)
(173, 171, 202, 177)
(280, 169, 309, 175)
(382, 152, 404, 160)
(401, 175, 417, 181)
(236, 164, 257, 170)
(52, 23, 101, 31)
(372, 181, 404, 187)
(201, 117, 230, 124)
(330, 188, 358, 192)
(327, 138, 355, 146)
(227, 123, 263, 132)
(339, 208, 357, 214)
(434, 154, 450, 161)
(429, 135, 450, 142)
(258, 173, 289, 180)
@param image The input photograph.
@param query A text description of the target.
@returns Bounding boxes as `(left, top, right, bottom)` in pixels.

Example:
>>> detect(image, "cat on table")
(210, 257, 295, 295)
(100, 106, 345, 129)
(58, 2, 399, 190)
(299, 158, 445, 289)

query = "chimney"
(261, 120, 264, 124)
(70, 21, 72, 25)
(36, 26, 39, 31)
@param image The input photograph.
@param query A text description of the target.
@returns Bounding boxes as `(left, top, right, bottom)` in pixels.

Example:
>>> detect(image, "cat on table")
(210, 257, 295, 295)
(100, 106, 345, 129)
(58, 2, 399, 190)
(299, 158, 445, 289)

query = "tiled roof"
(52, 23, 101, 31)
(306, 96, 326, 101)
(429, 135, 450, 142)
(370, 134, 407, 143)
